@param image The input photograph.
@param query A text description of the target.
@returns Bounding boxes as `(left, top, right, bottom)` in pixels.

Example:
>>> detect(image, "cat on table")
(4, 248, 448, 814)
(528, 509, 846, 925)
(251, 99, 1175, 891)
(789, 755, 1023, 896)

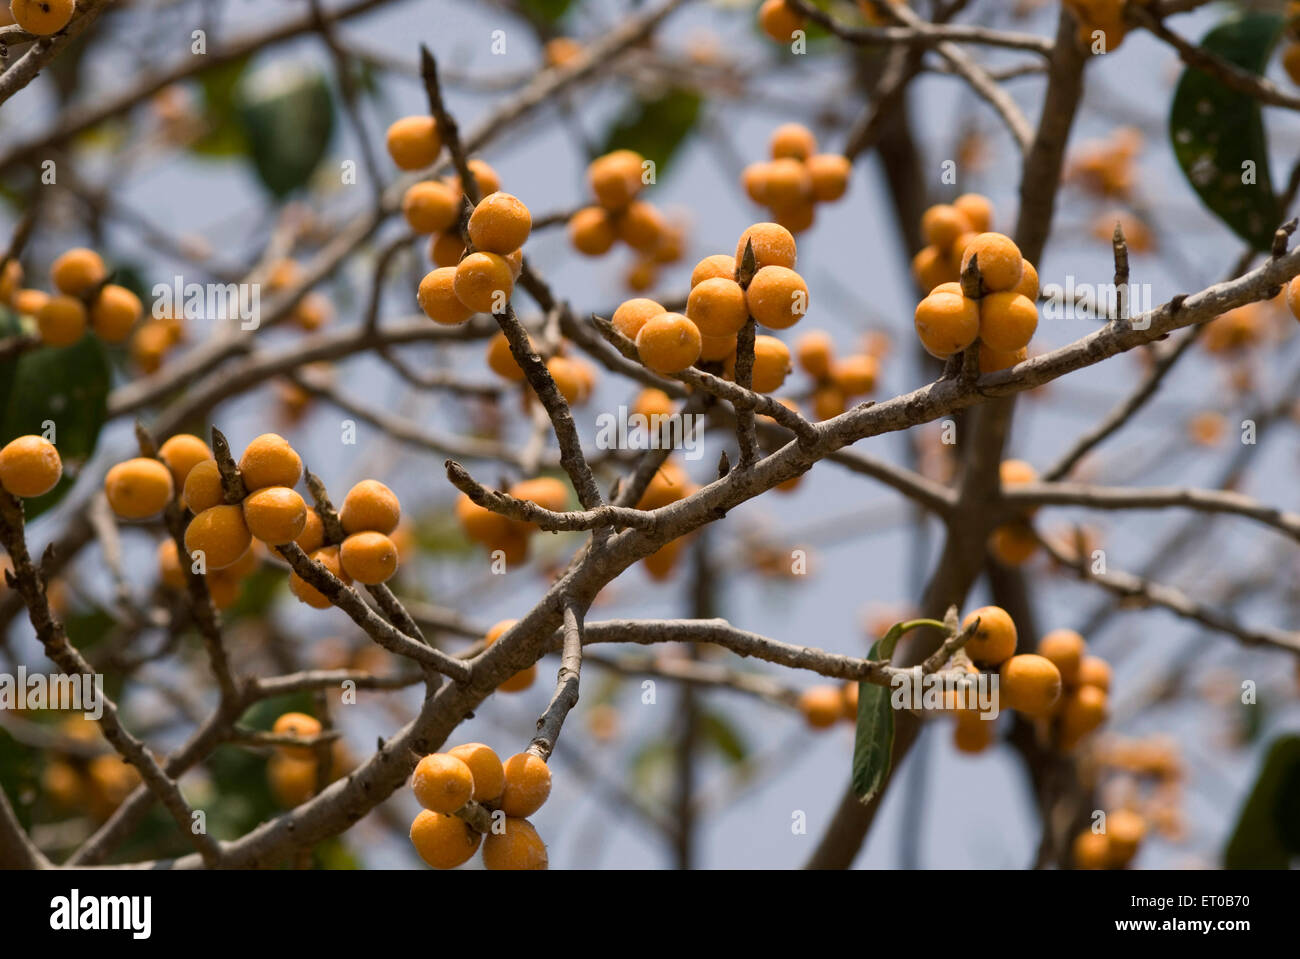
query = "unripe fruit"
(10, 0, 74, 35)
(796, 330, 834, 379)
(185, 505, 252, 570)
(225, 542, 259, 579)
(457, 493, 513, 544)
(1038, 628, 1086, 685)
(736, 222, 796, 271)
(962, 605, 1017, 667)
(1013, 259, 1039, 301)
(509, 476, 569, 516)
(569, 206, 617, 256)
(921, 204, 970, 249)
(485, 618, 536, 692)
(746, 265, 808, 330)
(447, 742, 505, 801)
(272, 712, 322, 760)
(1105, 809, 1146, 867)
(914, 291, 979, 358)
(999, 653, 1063, 716)
(636, 312, 702, 374)
(500, 752, 552, 817)
(482, 817, 548, 870)
(50, 247, 105, 296)
(831, 354, 878, 395)
(157, 434, 212, 487)
(411, 753, 474, 813)
(1077, 655, 1111, 692)
(952, 193, 993, 233)
(912, 245, 960, 291)
(960, 232, 1024, 292)
(1060, 684, 1108, 745)
(335, 480, 400, 537)
(588, 150, 644, 211)
(339, 531, 399, 585)
(36, 295, 87, 347)
(612, 297, 666, 340)
(410, 809, 482, 869)
(979, 292, 1038, 352)
(807, 153, 851, 202)
(402, 180, 460, 234)
(243, 486, 307, 545)
(686, 277, 749, 337)
(758, 0, 804, 43)
(643, 534, 686, 579)
(468, 191, 532, 254)
(453, 251, 513, 314)
(691, 254, 736, 287)
(157, 539, 187, 590)
(0, 435, 62, 498)
(417, 266, 472, 326)
(617, 200, 666, 253)
(89, 284, 142, 342)
(289, 545, 349, 608)
(385, 116, 441, 170)
(296, 507, 326, 553)
(183, 459, 224, 514)
(799, 686, 842, 729)
(1072, 830, 1110, 870)
(238, 433, 302, 492)
(105, 457, 174, 520)
(699, 332, 738, 362)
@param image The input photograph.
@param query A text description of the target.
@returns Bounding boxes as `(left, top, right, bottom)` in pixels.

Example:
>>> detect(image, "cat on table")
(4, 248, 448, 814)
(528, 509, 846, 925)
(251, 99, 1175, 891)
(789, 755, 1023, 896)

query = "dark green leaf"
(1, 332, 111, 520)
(851, 621, 906, 805)
(599, 89, 702, 179)
(518, 0, 574, 26)
(191, 57, 252, 158)
(1169, 13, 1283, 251)
(1224, 734, 1300, 868)
(0, 306, 24, 423)
(237, 63, 335, 197)
(699, 709, 748, 764)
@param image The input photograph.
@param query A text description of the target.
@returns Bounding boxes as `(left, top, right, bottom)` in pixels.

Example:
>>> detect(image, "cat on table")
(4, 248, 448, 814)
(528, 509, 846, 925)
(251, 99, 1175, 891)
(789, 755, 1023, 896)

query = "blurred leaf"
(191, 57, 252, 158)
(0, 332, 111, 520)
(1225, 734, 1300, 867)
(599, 89, 702, 179)
(0, 306, 23, 423)
(699, 709, 748, 764)
(519, 0, 574, 25)
(225, 565, 283, 620)
(851, 622, 905, 805)
(1169, 13, 1283, 251)
(630, 737, 674, 805)
(237, 62, 335, 197)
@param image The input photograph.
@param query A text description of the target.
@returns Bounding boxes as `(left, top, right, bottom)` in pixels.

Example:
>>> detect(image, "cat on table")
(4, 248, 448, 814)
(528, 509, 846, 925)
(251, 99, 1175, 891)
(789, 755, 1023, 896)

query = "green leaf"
(191, 57, 252, 158)
(237, 62, 335, 198)
(699, 709, 748, 764)
(1224, 734, 1300, 868)
(0, 332, 111, 520)
(518, 0, 574, 26)
(0, 306, 24, 422)
(1169, 13, 1284, 251)
(599, 89, 702, 180)
(850, 621, 906, 805)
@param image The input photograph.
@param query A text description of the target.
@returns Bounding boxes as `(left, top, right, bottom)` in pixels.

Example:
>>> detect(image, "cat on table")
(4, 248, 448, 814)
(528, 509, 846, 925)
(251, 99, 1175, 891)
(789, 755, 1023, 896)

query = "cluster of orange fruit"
(454, 475, 572, 566)
(265, 712, 353, 808)
(741, 124, 851, 235)
(1066, 126, 1142, 200)
(417, 191, 531, 324)
(481, 330, 599, 407)
(264, 259, 334, 332)
(40, 717, 142, 822)
(409, 744, 550, 870)
(611, 222, 805, 385)
(1, 248, 143, 349)
(793, 330, 880, 420)
(796, 682, 859, 729)
(1072, 808, 1147, 869)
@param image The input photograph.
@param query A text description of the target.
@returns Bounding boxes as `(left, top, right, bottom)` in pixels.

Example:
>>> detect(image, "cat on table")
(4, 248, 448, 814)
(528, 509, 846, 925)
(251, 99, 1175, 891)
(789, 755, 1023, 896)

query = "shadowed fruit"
(500, 752, 552, 817)
(419, 267, 473, 325)
(807, 153, 850, 202)
(1038, 628, 1086, 685)
(402, 180, 459, 234)
(411, 753, 474, 813)
(454, 252, 514, 314)
(1077, 655, 1112, 692)
(588, 150, 644, 211)
(758, 0, 804, 43)
(272, 712, 322, 760)
(90, 285, 142, 342)
(50, 247, 105, 296)
(288, 545, 350, 609)
(185, 505, 252, 570)
(482, 817, 548, 870)
(1105, 809, 1146, 867)
(0, 435, 62, 498)
(569, 206, 617, 256)
(979, 292, 1038, 352)
(457, 493, 513, 544)
(182, 459, 224, 514)
(485, 619, 536, 692)
(36, 295, 87, 347)
(447, 743, 505, 801)
(1072, 830, 1110, 869)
